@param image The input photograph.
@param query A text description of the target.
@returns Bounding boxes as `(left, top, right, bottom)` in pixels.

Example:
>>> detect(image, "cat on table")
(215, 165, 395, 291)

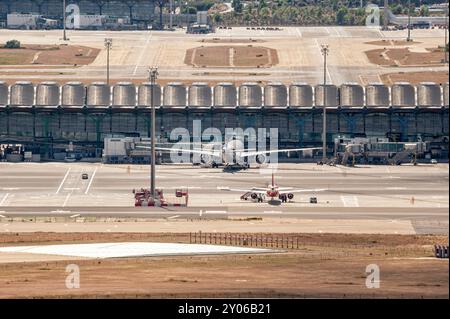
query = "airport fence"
(188, 232, 437, 257)
(189, 232, 303, 249)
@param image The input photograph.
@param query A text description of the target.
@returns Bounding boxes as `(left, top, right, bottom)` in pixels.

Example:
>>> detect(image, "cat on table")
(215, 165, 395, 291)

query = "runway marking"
(295, 28, 302, 38)
(70, 214, 81, 218)
(0, 215, 6, 218)
(133, 32, 152, 75)
(62, 194, 71, 207)
(341, 196, 359, 207)
(85, 167, 98, 194)
(56, 168, 71, 194)
(334, 27, 343, 37)
(0, 193, 10, 207)
(168, 215, 180, 219)
(2, 188, 19, 191)
(205, 210, 228, 214)
(264, 210, 282, 214)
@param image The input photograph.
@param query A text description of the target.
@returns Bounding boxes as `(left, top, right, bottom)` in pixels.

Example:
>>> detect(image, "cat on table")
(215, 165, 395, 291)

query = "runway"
(0, 162, 448, 234)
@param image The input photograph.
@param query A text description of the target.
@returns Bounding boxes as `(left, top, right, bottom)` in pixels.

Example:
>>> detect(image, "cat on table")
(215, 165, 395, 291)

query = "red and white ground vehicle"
(133, 188, 189, 207)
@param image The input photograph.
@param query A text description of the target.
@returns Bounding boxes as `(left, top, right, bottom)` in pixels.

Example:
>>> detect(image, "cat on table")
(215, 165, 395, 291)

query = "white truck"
(70, 15, 106, 30)
(7, 14, 40, 29)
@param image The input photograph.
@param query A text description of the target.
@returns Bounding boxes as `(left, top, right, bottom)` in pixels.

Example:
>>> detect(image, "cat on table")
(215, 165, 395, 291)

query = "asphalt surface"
(0, 162, 448, 233)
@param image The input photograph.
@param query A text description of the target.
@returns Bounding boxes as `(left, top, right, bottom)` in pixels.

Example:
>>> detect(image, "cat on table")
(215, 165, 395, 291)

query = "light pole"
(407, 0, 412, 41)
(148, 67, 159, 198)
(383, 0, 388, 31)
(445, 5, 448, 64)
(104, 38, 113, 85)
(63, 0, 68, 41)
(321, 44, 329, 162)
(169, 0, 173, 30)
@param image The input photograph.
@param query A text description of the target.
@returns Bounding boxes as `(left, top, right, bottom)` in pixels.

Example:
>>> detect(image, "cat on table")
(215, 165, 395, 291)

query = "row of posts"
(189, 232, 301, 249)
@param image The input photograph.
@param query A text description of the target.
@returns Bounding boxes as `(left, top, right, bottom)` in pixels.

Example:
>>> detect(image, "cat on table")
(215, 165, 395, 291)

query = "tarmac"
(0, 162, 448, 234)
(0, 27, 447, 85)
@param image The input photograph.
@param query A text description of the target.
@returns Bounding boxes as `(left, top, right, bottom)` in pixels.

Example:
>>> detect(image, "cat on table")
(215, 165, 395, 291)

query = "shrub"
(5, 40, 21, 49)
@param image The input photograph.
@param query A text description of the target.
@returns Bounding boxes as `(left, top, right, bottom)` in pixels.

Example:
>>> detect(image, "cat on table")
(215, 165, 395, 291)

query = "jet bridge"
(334, 137, 428, 166)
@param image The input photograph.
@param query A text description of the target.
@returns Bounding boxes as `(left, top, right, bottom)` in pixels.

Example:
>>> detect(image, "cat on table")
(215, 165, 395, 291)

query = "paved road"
(1, 205, 447, 219)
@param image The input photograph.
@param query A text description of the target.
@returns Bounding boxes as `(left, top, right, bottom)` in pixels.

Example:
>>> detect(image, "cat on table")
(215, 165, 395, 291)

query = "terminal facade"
(0, 81, 448, 160)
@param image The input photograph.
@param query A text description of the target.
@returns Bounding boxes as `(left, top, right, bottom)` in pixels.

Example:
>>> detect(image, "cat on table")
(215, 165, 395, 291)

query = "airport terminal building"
(0, 81, 448, 160)
(0, 0, 156, 19)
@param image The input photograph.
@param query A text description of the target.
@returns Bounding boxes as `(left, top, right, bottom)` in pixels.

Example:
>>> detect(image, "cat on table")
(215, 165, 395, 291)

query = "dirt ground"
(0, 233, 447, 298)
(365, 47, 447, 67)
(200, 38, 266, 44)
(185, 45, 279, 68)
(380, 71, 449, 85)
(0, 44, 99, 66)
(365, 40, 420, 46)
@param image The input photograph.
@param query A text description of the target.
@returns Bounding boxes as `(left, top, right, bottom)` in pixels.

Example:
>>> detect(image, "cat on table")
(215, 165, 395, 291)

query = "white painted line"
(64, 188, 80, 191)
(0, 193, 9, 207)
(62, 193, 71, 207)
(70, 214, 81, 219)
(0, 215, 6, 218)
(133, 32, 152, 75)
(51, 210, 71, 213)
(295, 27, 302, 38)
(264, 210, 283, 214)
(56, 168, 71, 194)
(85, 167, 98, 194)
(168, 215, 180, 219)
(2, 188, 19, 191)
(341, 196, 359, 207)
(205, 210, 228, 214)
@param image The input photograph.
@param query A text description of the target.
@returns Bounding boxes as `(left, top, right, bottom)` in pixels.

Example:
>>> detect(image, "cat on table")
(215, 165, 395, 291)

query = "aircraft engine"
(287, 193, 294, 200)
(279, 194, 287, 201)
(256, 154, 267, 165)
(250, 193, 258, 200)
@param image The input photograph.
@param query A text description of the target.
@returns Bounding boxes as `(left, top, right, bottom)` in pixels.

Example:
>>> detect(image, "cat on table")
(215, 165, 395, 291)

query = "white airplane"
(218, 173, 325, 203)
(138, 138, 320, 169)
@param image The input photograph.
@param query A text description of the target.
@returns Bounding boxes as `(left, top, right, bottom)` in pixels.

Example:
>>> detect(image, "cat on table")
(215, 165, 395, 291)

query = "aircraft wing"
(217, 186, 267, 194)
(240, 147, 321, 157)
(278, 188, 326, 194)
(136, 146, 219, 157)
